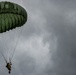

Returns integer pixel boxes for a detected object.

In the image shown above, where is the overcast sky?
[0,0,76,75]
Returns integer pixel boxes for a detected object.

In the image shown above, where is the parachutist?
[6,62,12,74]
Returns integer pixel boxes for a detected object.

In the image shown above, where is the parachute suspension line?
[0,34,8,63]
[0,50,7,64]
[10,27,23,62]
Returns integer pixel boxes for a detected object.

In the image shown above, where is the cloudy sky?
[0,0,76,75]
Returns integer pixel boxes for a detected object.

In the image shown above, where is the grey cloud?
[42,0,76,75]
[0,0,76,75]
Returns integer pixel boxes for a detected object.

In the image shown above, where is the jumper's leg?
[8,70,11,74]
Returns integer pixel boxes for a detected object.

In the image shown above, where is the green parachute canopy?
[0,1,27,33]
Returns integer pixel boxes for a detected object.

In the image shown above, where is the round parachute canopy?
[0,1,27,33]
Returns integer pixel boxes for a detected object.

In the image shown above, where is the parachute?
[0,1,27,63]
[0,1,27,33]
